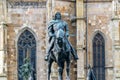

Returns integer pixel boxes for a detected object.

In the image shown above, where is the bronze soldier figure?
[87,65,96,80]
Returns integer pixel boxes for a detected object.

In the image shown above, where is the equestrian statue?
[44,12,78,80]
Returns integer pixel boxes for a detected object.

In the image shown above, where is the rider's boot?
[72,53,79,61]
[44,45,53,61]
[71,48,79,61]
[44,54,49,61]
[45,39,54,61]
[44,48,50,61]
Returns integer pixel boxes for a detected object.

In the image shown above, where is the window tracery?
[17,30,36,80]
[93,33,105,80]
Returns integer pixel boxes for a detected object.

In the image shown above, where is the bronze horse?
[47,28,71,80]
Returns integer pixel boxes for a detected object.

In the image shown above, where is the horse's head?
[55,29,65,49]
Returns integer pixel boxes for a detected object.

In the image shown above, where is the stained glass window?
[93,33,105,80]
[17,30,36,80]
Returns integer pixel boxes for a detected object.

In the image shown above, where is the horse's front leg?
[66,60,70,80]
[66,52,71,80]
[48,59,53,80]
[58,67,63,80]
[58,62,64,80]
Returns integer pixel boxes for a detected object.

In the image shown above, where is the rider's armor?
[45,14,78,61]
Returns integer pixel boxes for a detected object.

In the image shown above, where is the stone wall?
[7,1,47,80]
[4,0,120,80]
[87,2,113,80]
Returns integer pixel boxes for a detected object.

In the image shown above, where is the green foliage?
[18,58,34,80]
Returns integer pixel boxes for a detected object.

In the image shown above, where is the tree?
[19,58,34,80]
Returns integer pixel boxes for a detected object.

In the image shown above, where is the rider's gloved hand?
[51,34,55,37]
[49,33,55,37]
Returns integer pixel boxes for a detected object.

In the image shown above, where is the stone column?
[0,0,7,22]
[47,0,53,21]
[76,0,86,80]
[112,1,120,79]
[0,22,7,79]
[112,20,120,80]
[0,0,7,79]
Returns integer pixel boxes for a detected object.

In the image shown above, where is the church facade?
[0,0,120,80]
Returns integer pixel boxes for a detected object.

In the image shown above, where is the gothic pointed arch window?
[17,30,36,80]
[93,33,105,80]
